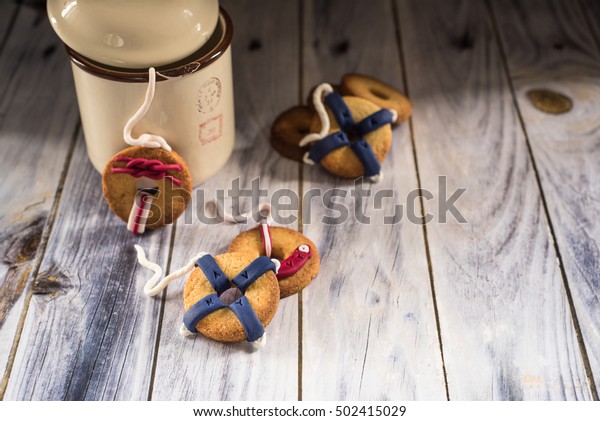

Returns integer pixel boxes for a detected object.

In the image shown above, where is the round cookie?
[183,252,280,342]
[270,105,315,162]
[102,146,192,230]
[310,95,392,179]
[228,226,320,298]
[340,73,412,124]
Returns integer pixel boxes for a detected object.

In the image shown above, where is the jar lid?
[47,0,220,69]
[67,8,232,83]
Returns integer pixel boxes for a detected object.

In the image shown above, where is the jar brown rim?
[66,7,233,83]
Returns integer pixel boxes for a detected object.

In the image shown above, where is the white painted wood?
[300,0,446,400]
[396,0,592,399]
[1,0,597,401]
[4,139,173,400]
[491,0,600,396]
[0,4,78,394]
[150,0,302,400]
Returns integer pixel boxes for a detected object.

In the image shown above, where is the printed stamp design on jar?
[199,113,223,145]
[196,77,222,113]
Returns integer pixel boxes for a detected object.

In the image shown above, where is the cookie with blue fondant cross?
[183,252,280,343]
[306,93,393,180]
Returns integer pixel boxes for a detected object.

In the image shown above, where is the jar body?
[47,0,220,68]
[68,9,235,186]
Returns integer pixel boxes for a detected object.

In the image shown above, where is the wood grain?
[150,0,302,400]
[1,0,597,401]
[0,4,78,394]
[490,0,600,396]
[396,0,592,399]
[300,0,446,400]
[3,138,173,400]
[581,0,600,52]
[0,2,18,51]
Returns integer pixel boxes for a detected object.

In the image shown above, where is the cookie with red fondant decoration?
[228,226,320,298]
[102,146,192,234]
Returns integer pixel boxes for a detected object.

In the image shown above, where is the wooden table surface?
[1,0,599,401]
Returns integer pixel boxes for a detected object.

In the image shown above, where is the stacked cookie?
[140,223,321,344]
[270,74,412,179]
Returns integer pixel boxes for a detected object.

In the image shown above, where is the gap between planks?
[0,122,81,401]
[389,0,450,400]
[484,0,599,401]
[297,0,305,402]
[146,222,178,401]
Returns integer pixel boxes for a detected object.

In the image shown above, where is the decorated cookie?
[301,84,395,181]
[228,226,320,298]
[270,105,314,162]
[102,146,192,234]
[340,73,412,124]
[136,246,281,345]
[183,253,280,343]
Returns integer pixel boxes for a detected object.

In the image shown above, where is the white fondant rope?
[369,172,384,183]
[252,333,267,348]
[123,67,172,151]
[207,200,272,224]
[134,244,162,293]
[299,83,334,147]
[302,152,316,166]
[271,258,281,275]
[135,244,207,297]
[260,223,272,258]
[179,323,195,337]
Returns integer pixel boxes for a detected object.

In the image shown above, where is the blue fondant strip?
[354,109,395,137]
[195,255,230,295]
[231,256,276,293]
[228,296,265,342]
[324,93,355,131]
[350,139,381,177]
[308,131,350,164]
[183,293,227,333]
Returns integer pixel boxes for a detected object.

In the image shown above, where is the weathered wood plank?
[491,0,600,396]
[300,0,446,400]
[396,0,592,399]
[3,137,173,400]
[0,2,18,49]
[150,0,302,400]
[0,4,78,395]
[583,0,600,48]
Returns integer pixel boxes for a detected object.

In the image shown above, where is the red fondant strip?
[132,194,148,235]
[111,156,183,185]
[277,245,312,280]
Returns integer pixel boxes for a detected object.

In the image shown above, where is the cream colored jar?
[48,0,219,68]
[66,10,234,185]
